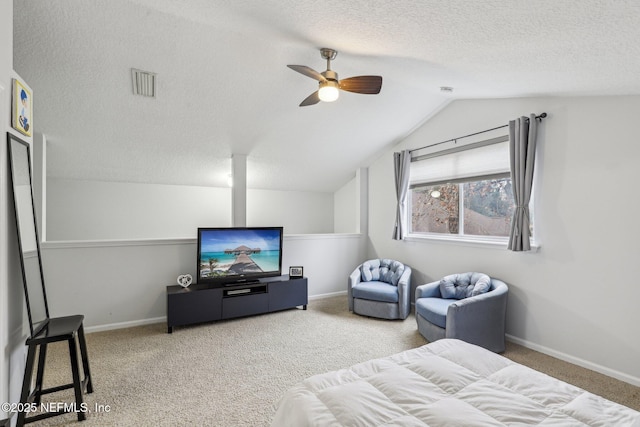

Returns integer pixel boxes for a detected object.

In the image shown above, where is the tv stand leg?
[168,326,173,334]
[303,305,307,310]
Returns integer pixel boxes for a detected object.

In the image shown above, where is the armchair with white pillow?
[348,259,412,320]
[415,272,508,352]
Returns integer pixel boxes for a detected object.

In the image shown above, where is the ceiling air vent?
[131,68,156,97]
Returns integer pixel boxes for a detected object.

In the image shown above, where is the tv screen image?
[197,227,283,284]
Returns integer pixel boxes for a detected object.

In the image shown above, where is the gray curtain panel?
[392,150,411,240]
[508,114,538,251]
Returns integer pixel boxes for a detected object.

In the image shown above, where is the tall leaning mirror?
[7,132,49,337]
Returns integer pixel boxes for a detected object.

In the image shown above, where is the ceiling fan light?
[318,81,340,102]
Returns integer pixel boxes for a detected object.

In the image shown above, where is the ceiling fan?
[287,48,382,107]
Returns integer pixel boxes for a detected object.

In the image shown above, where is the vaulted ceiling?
[13,0,640,192]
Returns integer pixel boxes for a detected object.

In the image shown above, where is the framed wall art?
[289,266,304,278]
[12,78,32,137]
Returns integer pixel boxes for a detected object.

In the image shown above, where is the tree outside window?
[411,177,520,237]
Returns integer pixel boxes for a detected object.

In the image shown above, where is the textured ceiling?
[13,0,640,192]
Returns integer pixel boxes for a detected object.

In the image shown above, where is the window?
[410,176,516,237]
[408,134,531,241]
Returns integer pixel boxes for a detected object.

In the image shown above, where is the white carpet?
[30,296,425,426]
[26,295,639,426]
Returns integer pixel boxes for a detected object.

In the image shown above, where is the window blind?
[409,135,509,188]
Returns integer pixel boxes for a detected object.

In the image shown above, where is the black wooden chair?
[8,134,93,426]
[18,317,93,426]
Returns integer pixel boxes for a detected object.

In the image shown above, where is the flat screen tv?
[197,227,283,285]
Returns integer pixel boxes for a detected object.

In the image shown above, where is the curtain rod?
[408,113,547,154]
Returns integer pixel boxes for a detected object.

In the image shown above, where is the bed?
[271,339,639,426]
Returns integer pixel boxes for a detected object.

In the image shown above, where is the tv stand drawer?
[222,292,269,319]
[167,287,222,331]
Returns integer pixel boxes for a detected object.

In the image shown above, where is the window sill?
[404,233,540,252]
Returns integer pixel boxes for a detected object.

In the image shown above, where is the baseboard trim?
[309,290,347,300]
[85,316,166,333]
[506,334,640,387]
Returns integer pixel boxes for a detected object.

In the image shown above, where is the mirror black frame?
[7,132,50,337]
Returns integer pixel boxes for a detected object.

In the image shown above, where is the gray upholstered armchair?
[348,259,412,320]
[415,272,508,352]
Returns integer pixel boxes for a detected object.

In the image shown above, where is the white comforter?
[271,339,639,426]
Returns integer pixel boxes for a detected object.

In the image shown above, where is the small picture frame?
[289,266,303,278]
[12,79,32,137]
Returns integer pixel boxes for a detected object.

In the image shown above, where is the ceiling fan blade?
[287,65,327,82]
[339,76,383,94]
[299,91,320,107]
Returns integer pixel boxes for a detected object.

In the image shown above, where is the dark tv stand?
[166,275,308,333]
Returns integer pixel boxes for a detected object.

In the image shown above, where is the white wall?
[41,233,363,329]
[46,179,335,240]
[333,176,357,233]
[40,168,358,331]
[38,156,359,335]
[0,0,11,411]
[47,179,232,240]
[2,2,35,418]
[367,95,640,385]
[32,133,46,239]
[247,188,333,233]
